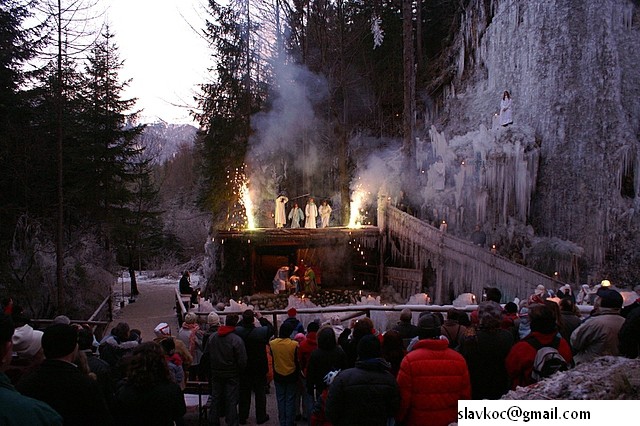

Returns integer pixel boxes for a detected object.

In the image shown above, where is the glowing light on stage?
[348,187,367,228]
[240,179,256,230]
[227,165,256,230]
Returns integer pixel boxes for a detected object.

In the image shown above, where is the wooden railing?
[383,204,564,304]
[187,303,593,335]
[175,287,191,326]
[31,294,112,338]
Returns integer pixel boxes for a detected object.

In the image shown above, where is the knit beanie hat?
[597,288,623,309]
[478,301,503,329]
[418,312,442,339]
[12,324,43,359]
[357,334,381,360]
[207,312,220,326]
[154,322,171,337]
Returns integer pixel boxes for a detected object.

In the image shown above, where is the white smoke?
[246,59,329,223]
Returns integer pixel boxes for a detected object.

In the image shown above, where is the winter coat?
[282,317,305,336]
[619,304,640,358]
[166,355,184,388]
[177,324,203,366]
[235,317,274,376]
[392,321,420,341]
[440,320,467,349]
[505,331,573,389]
[396,338,471,426]
[179,275,192,294]
[559,312,582,347]
[325,358,400,426]
[0,372,63,426]
[306,346,348,396]
[269,337,299,383]
[208,325,247,378]
[114,380,186,426]
[17,359,113,426]
[298,331,318,376]
[99,334,138,368]
[458,328,513,399]
[571,309,625,364]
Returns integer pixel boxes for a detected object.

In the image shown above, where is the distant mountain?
[140,122,198,163]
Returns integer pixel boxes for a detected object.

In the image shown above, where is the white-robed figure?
[319,200,332,228]
[273,266,289,294]
[288,203,304,228]
[305,197,318,228]
[275,193,288,228]
[499,90,513,126]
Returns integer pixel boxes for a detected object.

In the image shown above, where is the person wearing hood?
[207,314,247,426]
[325,334,400,426]
[396,313,470,426]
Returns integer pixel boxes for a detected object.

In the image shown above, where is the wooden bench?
[184,381,210,425]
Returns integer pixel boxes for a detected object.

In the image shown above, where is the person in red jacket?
[396,312,471,426]
[298,321,319,421]
[505,303,573,389]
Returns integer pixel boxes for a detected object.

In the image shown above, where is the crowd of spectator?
[1,282,638,426]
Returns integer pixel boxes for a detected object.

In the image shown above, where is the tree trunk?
[128,263,139,297]
[55,0,65,313]
[402,0,416,175]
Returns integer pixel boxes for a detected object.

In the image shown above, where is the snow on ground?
[502,356,640,400]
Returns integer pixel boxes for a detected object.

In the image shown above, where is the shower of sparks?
[240,178,256,230]
[348,181,373,228]
[227,165,256,230]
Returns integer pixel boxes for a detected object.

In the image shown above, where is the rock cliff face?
[439,0,640,280]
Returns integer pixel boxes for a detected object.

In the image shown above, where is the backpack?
[526,335,568,382]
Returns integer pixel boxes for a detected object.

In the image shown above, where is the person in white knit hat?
[12,316,43,361]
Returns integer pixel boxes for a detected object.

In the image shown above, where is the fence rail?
[183,303,594,336]
[384,204,564,303]
[31,294,112,338]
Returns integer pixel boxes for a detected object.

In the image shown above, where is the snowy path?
[108,275,179,339]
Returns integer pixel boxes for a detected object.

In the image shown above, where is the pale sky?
[104,0,212,125]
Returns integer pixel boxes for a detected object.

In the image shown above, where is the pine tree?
[0,0,39,225]
[80,27,151,296]
[196,1,262,228]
